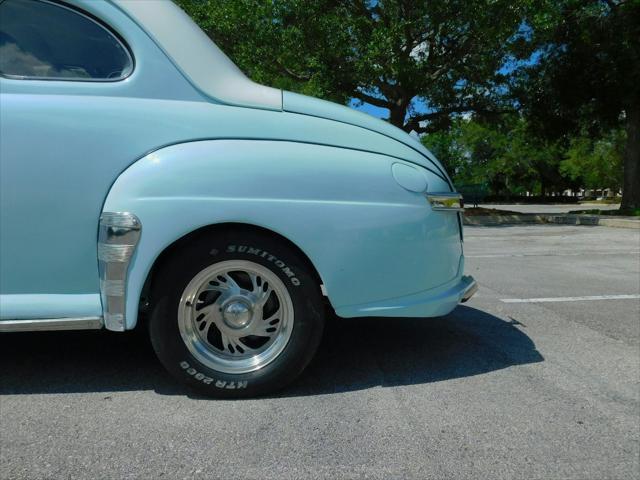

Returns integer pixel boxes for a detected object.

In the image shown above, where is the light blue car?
[0,0,476,397]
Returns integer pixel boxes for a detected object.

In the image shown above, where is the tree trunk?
[389,106,406,129]
[388,97,410,130]
[621,102,640,211]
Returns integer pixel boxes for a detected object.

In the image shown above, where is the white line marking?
[501,294,640,303]
[467,251,640,258]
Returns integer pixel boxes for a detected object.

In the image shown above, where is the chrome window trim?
[427,192,464,212]
[0,0,135,83]
[98,212,142,331]
[0,316,103,332]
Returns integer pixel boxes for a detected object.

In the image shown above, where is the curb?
[464,214,640,229]
[598,217,640,229]
[463,214,545,226]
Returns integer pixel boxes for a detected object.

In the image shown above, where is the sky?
[349,99,389,119]
[349,45,543,126]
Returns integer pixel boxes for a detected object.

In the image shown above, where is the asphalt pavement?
[1,224,639,479]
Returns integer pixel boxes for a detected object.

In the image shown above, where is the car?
[0,0,477,398]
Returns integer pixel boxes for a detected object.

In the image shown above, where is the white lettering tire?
[148,228,324,398]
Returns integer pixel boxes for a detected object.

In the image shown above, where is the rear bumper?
[335,274,478,318]
[460,275,478,303]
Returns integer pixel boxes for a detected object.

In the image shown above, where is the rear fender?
[102,140,460,330]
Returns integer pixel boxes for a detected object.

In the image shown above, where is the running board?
[0,317,104,332]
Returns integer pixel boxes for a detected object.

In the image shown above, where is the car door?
[0,0,137,320]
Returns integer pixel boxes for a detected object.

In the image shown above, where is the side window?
[0,0,133,81]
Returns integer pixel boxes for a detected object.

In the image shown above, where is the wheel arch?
[138,222,326,327]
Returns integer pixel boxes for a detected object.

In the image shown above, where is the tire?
[149,228,324,398]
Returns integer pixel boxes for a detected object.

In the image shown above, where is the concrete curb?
[598,217,640,229]
[463,214,545,226]
[464,214,640,229]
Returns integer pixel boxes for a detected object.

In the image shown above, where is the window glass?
[0,0,133,80]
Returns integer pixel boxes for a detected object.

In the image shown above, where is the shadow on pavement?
[0,306,543,397]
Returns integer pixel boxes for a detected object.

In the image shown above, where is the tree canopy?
[177,0,640,210]
[178,0,538,131]
[515,0,639,209]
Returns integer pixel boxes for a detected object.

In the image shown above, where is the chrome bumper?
[460,275,478,303]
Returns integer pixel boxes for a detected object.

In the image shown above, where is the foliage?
[176,0,539,131]
[560,129,625,191]
[515,0,640,208]
[516,0,639,138]
[423,117,626,197]
[422,116,566,196]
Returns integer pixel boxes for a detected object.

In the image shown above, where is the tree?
[422,115,566,196]
[560,128,625,193]
[177,0,537,133]
[517,0,640,209]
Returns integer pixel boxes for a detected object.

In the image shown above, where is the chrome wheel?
[178,260,294,374]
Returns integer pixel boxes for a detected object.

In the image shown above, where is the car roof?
[73,0,281,110]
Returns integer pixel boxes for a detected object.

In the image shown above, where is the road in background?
[1,225,639,479]
[479,203,620,214]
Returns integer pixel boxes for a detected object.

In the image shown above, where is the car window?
[0,0,133,81]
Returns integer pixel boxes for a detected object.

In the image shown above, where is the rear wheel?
[149,229,324,398]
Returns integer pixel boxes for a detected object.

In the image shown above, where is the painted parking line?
[501,294,640,304]
[467,251,640,258]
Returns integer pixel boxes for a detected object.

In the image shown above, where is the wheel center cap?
[222,300,252,329]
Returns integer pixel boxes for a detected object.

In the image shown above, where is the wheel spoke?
[222,272,241,292]
[250,304,281,337]
[219,330,232,354]
[248,272,272,304]
[263,308,281,324]
[204,272,241,294]
[195,308,216,333]
[204,283,227,293]
[219,331,254,355]
[248,271,261,292]
[231,337,254,354]
[256,283,273,307]
[252,321,278,338]
[195,303,215,315]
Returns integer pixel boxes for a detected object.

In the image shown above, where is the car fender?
[102,139,461,330]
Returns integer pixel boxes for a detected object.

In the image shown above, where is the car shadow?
[0,306,543,398]
[285,305,543,397]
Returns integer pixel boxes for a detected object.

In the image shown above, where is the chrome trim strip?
[0,317,104,332]
[99,211,142,229]
[104,313,125,328]
[427,192,464,212]
[100,279,126,297]
[98,244,137,262]
[98,212,142,332]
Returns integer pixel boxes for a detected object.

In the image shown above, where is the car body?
[0,0,476,395]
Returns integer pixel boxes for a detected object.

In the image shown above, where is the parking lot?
[1,224,639,479]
